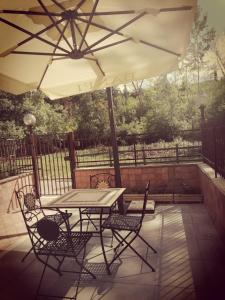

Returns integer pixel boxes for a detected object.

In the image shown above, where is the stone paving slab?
[0,204,225,300]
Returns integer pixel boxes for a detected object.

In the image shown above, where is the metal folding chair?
[81,173,116,231]
[100,180,157,274]
[90,173,115,189]
[15,185,72,262]
[16,188,95,299]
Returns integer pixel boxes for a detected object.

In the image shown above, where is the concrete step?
[124,193,203,203]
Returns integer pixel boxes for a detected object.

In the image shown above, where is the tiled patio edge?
[198,163,225,244]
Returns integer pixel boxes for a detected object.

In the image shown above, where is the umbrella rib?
[83,56,105,76]
[82,56,98,62]
[70,20,77,50]
[77,10,137,16]
[74,20,105,76]
[140,40,180,56]
[84,38,132,55]
[76,16,124,37]
[0,10,61,17]
[0,17,70,54]
[81,11,146,53]
[160,6,193,13]
[37,0,73,51]
[78,0,99,51]
[37,20,70,90]
[11,51,67,56]
[95,60,105,76]
[73,6,193,17]
[75,0,87,11]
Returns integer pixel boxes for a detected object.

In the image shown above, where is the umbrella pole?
[106,87,124,214]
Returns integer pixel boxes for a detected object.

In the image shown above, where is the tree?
[69,91,109,140]
[181,7,216,89]
[207,78,225,122]
[0,90,75,138]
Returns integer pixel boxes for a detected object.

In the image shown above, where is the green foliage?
[0,90,75,137]
[70,91,109,139]
[207,79,225,122]
[0,120,24,138]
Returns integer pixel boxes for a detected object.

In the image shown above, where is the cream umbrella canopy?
[0,0,196,212]
[0,0,196,99]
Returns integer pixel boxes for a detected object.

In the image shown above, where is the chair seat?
[82,207,111,214]
[102,214,142,231]
[31,212,72,228]
[38,232,92,257]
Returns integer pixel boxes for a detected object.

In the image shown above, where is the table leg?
[99,208,111,275]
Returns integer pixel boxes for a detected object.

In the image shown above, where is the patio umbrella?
[0,0,196,212]
[0,0,196,98]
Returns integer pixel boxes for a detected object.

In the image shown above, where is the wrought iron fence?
[0,133,75,195]
[75,129,202,168]
[202,124,225,178]
[0,138,33,179]
[35,133,74,195]
[0,130,202,195]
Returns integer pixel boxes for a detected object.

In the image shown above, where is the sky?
[199,0,225,33]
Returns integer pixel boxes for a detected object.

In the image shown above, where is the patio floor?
[0,204,225,300]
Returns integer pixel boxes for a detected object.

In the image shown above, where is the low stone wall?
[0,172,33,238]
[75,163,201,194]
[75,163,225,242]
[198,163,225,243]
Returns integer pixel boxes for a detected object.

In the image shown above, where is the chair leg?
[112,230,133,255]
[22,237,42,262]
[36,255,50,299]
[21,245,34,262]
[137,233,157,253]
[112,231,155,272]
[86,213,99,231]
[73,246,87,300]
[109,231,137,267]
[79,209,99,231]
[99,228,111,275]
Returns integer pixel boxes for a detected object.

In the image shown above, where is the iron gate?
[35,132,76,195]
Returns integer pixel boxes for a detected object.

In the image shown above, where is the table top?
[43,188,126,209]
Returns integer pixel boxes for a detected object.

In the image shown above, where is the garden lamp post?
[199,104,206,124]
[23,113,40,197]
[23,113,36,134]
[198,93,207,125]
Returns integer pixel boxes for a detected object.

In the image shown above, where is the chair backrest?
[141,180,150,221]
[34,214,69,253]
[16,185,69,253]
[15,185,47,252]
[16,185,44,234]
[37,218,60,242]
[90,173,115,189]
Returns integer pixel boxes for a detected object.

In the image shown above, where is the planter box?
[123,193,203,204]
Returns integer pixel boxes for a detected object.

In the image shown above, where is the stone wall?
[198,164,225,243]
[75,163,201,194]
